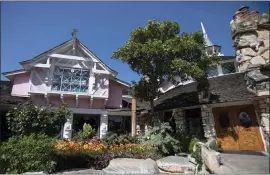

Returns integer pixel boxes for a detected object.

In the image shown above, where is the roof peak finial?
[71,29,78,39]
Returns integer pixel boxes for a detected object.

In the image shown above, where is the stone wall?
[172,108,186,132]
[254,97,270,152]
[230,6,270,94]
[201,105,216,139]
[230,6,270,151]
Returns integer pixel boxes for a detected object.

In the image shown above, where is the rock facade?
[172,108,187,132]
[201,105,216,139]
[230,6,270,94]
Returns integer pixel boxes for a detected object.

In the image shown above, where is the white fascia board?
[49,54,90,62]
[3,70,27,77]
[93,69,110,74]
[77,43,99,63]
[34,63,51,68]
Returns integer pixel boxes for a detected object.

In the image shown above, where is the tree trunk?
[150,99,155,126]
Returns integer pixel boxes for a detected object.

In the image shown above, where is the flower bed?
[53,140,162,171]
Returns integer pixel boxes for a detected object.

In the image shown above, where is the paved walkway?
[221,152,269,174]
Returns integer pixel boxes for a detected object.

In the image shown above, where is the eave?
[2,69,28,80]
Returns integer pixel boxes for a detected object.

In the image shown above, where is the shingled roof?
[154,72,255,111]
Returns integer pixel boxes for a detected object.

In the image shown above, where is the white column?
[100,113,108,138]
[63,112,73,140]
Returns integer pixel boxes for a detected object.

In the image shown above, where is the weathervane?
[71,29,78,39]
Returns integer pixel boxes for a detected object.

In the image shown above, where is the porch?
[62,108,132,139]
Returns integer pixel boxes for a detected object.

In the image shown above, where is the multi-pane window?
[52,66,89,93]
[207,66,219,77]
[207,61,236,77]
[221,62,236,74]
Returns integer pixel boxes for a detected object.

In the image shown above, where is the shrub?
[174,131,192,153]
[76,123,96,140]
[191,144,203,171]
[189,138,199,153]
[54,150,102,171]
[102,132,138,145]
[139,122,181,155]
[0,134,56,174]
[6,104,70,137]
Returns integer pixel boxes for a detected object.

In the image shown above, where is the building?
[2,31,132,139]
[138,7,270,152]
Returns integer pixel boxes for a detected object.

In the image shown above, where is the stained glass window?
[52,66,89,93]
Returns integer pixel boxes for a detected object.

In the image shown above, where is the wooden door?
[212,107,240,150]
[213,105,265,151]
[234,105,264,151]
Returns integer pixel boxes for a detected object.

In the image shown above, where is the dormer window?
[52,66,89,93]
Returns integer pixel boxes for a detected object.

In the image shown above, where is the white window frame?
[51,66,91,93]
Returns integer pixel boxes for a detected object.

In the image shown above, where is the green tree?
[112,20,219,122]
[6,104,70,137]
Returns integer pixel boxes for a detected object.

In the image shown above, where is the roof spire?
[200,22,213,47]
[71,29,78,39]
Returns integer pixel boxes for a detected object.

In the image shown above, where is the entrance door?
[212,105,264,151]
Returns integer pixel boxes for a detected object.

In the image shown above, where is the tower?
[201,22,224,56]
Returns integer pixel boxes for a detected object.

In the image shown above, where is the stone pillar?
[63,112,73,140]
[254,97,270,152]
[172,108,186,132]
[100,113,108,138]
[201,105,216,139]
[230,6,270,94]
[153,111,164,127]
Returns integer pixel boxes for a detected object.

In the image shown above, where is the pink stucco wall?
[11,71,124,109]
[11,72,30,97]
[31,68,48,92]
[106,80,123,108]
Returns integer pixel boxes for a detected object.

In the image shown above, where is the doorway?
[73,114,100,137]
[185,108,204,139]
[212,105,264,151]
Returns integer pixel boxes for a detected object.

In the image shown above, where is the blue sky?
[1,1,269,83]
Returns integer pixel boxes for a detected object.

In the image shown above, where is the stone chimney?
[230,6,270,95]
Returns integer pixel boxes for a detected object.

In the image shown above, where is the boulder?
[261,50,270,60]
[238,55,252,63]
[103,158,160,174]
[250,56,266,66]
[187,154,197,165]
[197,164,210,174]
[156,156,195,173]
[201,145,220,173]
[241,48,257,56]
[205,138,218,150]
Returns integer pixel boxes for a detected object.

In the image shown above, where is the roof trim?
[111,77,131,87]
[19,39,72,64]
[77,39,118,76]
[2,69,27,77]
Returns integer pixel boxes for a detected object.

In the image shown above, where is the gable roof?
[18,38,118,76]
